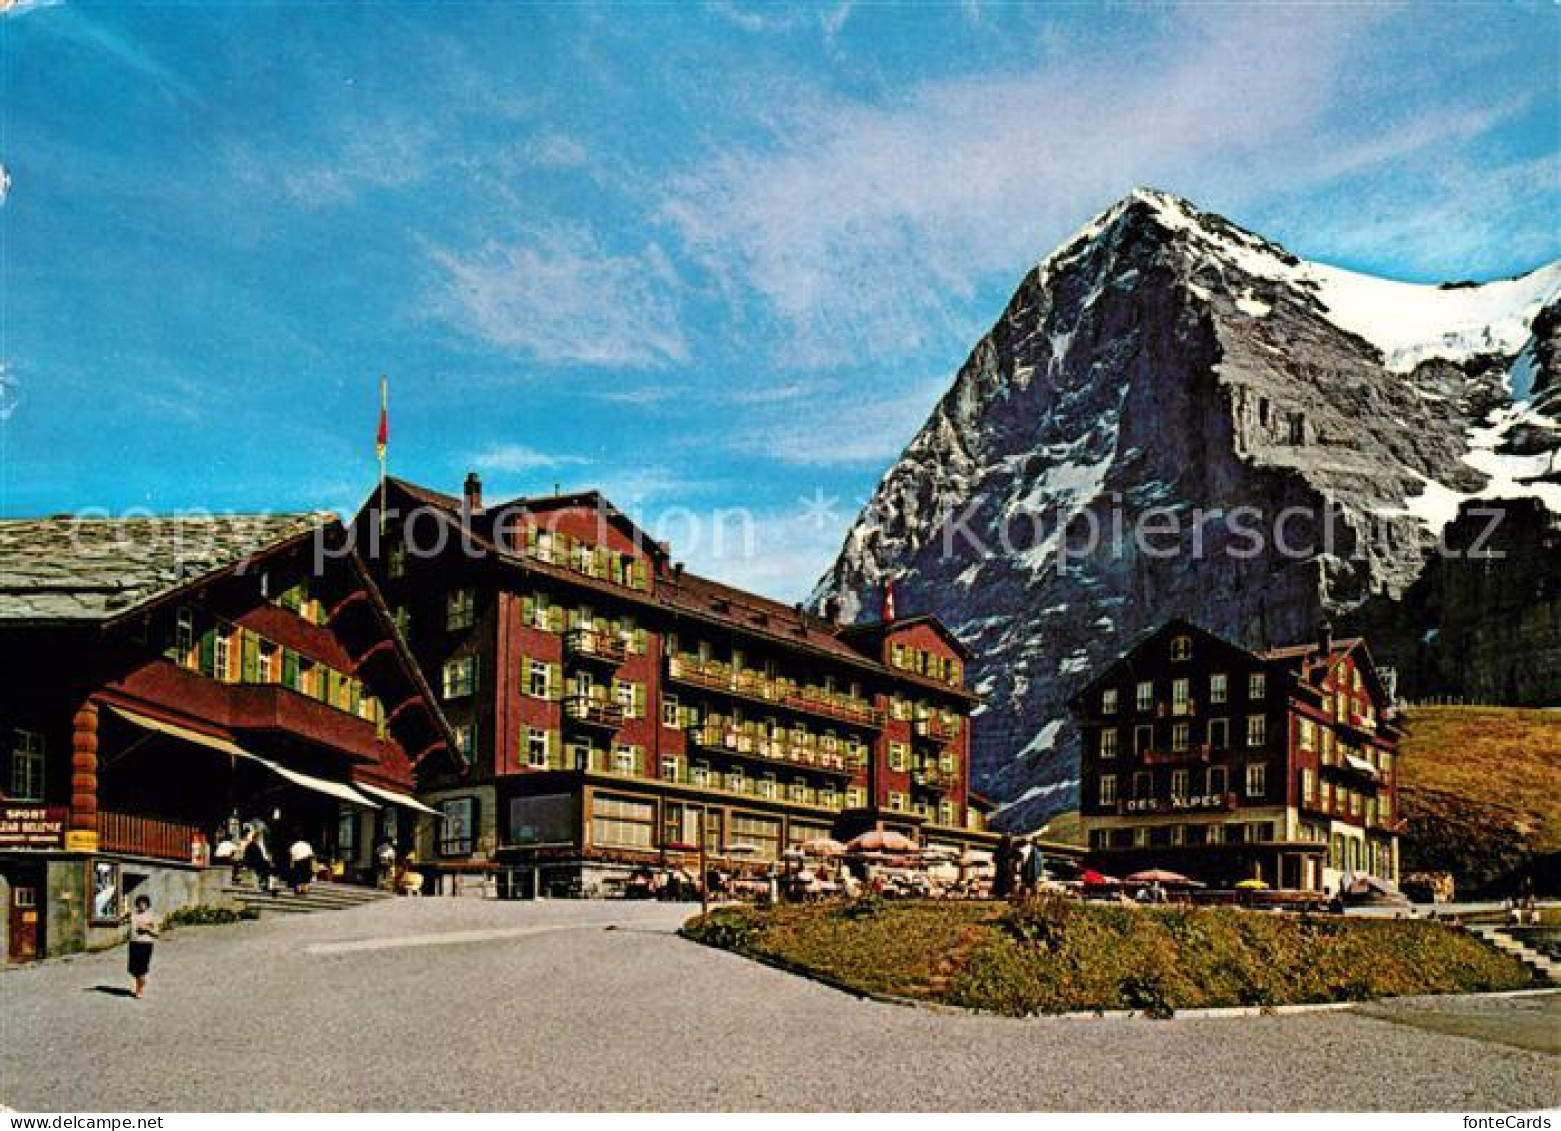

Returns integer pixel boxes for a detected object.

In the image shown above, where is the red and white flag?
[375,377,389,463]
[882,578,896,622]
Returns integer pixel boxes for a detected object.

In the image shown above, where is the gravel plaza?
[1,898,1557,1112]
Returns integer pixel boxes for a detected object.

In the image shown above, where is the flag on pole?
[375,377,389,462]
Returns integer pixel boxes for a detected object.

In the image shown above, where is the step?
[1468,926,1560,984]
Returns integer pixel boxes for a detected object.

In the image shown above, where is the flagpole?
[377,375,388,539]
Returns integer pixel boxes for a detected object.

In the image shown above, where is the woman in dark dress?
[125,895,160,999]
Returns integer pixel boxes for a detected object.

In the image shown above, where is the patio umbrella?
[959,849,994,867]
[1126,868,1203,887]
[1235,878,1270,891]
[918,845,959,861]
[1080,869,1121,886]
[845,829,918,854]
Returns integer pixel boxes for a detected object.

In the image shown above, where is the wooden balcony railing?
[667,657,885,729]
[98,810,202,863]
[564,629,628,665]
[564,695,625,729]
[913,716,958,743]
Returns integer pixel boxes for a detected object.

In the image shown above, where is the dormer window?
[1171,635,1192,661]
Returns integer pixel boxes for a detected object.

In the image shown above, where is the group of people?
[211,820,318,897]
[991,834,1048,898]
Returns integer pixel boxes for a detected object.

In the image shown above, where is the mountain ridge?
[811,188,1561,829]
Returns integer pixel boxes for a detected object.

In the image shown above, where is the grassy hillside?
[1397,706,1561,895]
[684,899,1534,1017]
[1033,808,1084,847]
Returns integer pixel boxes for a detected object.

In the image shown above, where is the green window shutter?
[198,629,216,677]
[635,628,648,654]
[549,604,564,633]
[281,648,299,689]
[239,632,259,682]
[551,666,565,701]
[522,595,535,625]
[633,684,647,719]
[631,560,648,590]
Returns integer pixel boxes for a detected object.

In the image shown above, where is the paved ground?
[2,898,1558,1111]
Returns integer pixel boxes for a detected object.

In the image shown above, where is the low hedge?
[683,896,1535,1017]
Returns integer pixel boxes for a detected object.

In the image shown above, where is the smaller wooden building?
[0,514,455,961]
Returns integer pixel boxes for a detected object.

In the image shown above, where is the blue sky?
[1,0,1557,598]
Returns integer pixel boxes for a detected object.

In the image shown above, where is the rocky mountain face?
[810,189,1561,830]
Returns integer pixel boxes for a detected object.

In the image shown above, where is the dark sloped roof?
[0,513,334,623]
[658,569,868,664]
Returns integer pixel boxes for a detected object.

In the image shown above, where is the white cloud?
[0,0,65,20]
[660,6,1538,365]
[468,443,588,473]
[527,130,588,169]
[725,374,950,467]
[675,500,856,603]
[428,224,687,368]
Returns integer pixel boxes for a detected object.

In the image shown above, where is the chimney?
[463,471,484,514]
[1317,619,1334,656]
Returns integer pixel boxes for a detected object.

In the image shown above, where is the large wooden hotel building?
[1073,619,1402,894]
[359,474,993,894]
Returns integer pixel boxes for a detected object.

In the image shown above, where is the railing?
[519,541,650,592]
[564,629,628,664]
[913,716,958,743]
[564,696,625,728]
[1141,744,1212,765]
[685,725,852,773]
[98,810,201,863]
[667,656,885,728]
[911,767,953,792]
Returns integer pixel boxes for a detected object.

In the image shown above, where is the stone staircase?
[1467,925,1560,984]
[221,880,394,917]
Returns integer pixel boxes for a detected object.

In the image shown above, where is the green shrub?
[163,905,259,928]
[1003,892,1072,949]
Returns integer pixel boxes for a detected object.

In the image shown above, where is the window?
[691,761,710,787]
[611,744,637,775]
[1248,672,1267,699]
[9,730,44,802]
[1208,766,1228,796]
[887,791,907,812]
[1246,714,1266,747]
[1301,768,1316,804]
[1101,688,1118,714]
[788,778,807,803]
[1135,680,1154,712]
[1299,718,1316,752]
[337,808,359,860]
[525,728,548,769]
[758,774,777,799]
[1171,722,1190,752]
[1172,677,1190,713]
[174,605,195,659]
[256,642,276,684]
[1099,728,1118,759]
[388,542,406,579]
[1171,635,1192,660]
[662,694,680,729]
[523,660,547,699]
[1134,725,1153,754]
[1171,768,1189,800]
[213,631,231,682]
[614,680,638,719]
[451,724,475,760]
[1208,717,1229,750]
[1209,672,1228,704]
[1089,829,1108,851]
[888,742,908,772]
[446,588,476,631]
[728,813,781,861]
[442,656,477,699]
[591,793,654,850]
[661,757,680,783]
[1245,762,1267,798]
[438,797,476,856]
[1133,771,1151,799]
[392,606,412,640]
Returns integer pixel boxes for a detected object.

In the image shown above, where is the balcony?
[564,695,625,730]
[1141,744,1212,766]
[911,767,953,793]
[685,725,854,777]
[564,629,628,666]
[98,810,202,864]
[667,656,885,729]
[913,716,958,744]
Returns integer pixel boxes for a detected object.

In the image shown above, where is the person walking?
[288,837,316,896]
[243,829,273,893]
[123,895,160,999]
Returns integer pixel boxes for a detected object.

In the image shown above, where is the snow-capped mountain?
[811,189,1561,829]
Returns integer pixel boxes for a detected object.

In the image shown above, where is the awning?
[1344,754,1378,776]
[108,704,380,809]
[355,782,440,816]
